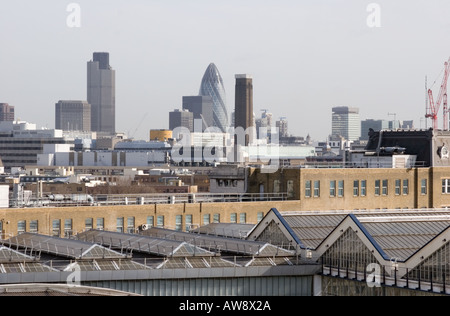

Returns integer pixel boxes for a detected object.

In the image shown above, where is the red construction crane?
[426,57,450,130]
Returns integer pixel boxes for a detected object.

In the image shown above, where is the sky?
[1,0,450,141]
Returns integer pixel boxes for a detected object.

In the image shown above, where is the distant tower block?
[234,74,254,146]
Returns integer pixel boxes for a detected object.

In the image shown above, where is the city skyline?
[1,1,450,140]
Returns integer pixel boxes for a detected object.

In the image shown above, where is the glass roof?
[76,230,215,257]
[142,227,294,257]
[4,233,126,260]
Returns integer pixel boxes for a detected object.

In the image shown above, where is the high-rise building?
[87,52,116,134]
[169,109,194,138]
[182,96,214,132]
[199,63,229,132]
[55,100,91,132]
[234,74,254,146]
[276,117,289,138]
[0,103,14,122]
[332,106,361,141]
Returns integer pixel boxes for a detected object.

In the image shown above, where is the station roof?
[142,227,294,257]
[4,233,127,260]
[76,229,216,258]
[190,223,255,238]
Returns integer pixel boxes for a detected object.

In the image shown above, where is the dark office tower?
[199,63,229,132]
[0,103,14,121]
[234,75,254,146]
[87,52,116,134]
[55,100,91,131]
[169,109,194,139]
[182,96,214,132]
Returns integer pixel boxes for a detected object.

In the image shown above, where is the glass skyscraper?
[199,63,229,132]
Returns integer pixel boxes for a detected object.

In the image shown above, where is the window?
[85,218,93,230]
[442,179,450,194]
[330,181,336,197]
[305,181,312,198]
[30,220,38,234]
[353,180,359,197]
[240,213,247,224]
[203,214,210,226]
[314,181,320,198]
[230,213,237,223]
[185,215,193,231]
[375,180,381,196]
[175,215,183,231]
[18,221,26,235]
[421,179,428,195]
[157,216,165,228]
[395,179,401,195]
[338,180,344,197]
[257,212,264,223]
[64,219,73,238]
[403,179,409,195]
[273,180,281,193]
[127,217,135,233]
[116,217,124,233]
[213,213,220,224]
[287,180,294,198]
[52,219,61,237]
[147,216,154,228]
[97,218,104,230]
[361,180,367,197]
[382,180,388,196]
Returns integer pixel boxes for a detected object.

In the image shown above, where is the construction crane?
[426,57,450,130]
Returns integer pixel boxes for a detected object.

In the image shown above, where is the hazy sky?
[1,0,450,141]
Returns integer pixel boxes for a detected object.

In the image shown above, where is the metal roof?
[274,209,450,252]
[357,215,450,261]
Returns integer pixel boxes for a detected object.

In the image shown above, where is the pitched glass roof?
[76,230,215,257]
[142,227,294,257]
[4,233,126,260]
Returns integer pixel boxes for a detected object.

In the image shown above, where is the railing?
[8,192,288,208]
[303,161,428,169]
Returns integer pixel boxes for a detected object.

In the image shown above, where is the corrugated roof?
[277,210,450,253]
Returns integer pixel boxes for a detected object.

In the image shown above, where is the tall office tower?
[332,106,361,141]
[0,103,14,121]
[234,74,254,146]
[169,109,194,139]
[256,111,273,140]
[276,117,289,138]
[182,96,214,132]
[55,100,91,131]
[199,63,229,132]
[87,52,116,134]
